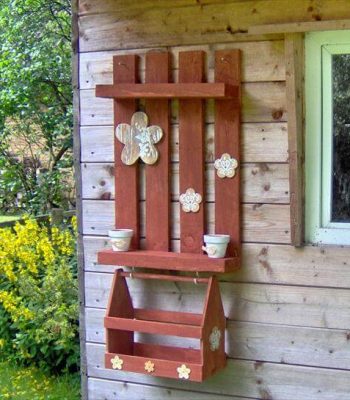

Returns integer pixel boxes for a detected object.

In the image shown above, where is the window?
[305,31,350,245]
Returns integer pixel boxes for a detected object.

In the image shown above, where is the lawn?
[0,361,80,400]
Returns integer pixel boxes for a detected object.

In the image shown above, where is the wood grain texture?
[86,343,350,400]
[285,33,305,247]
[79,41,285,89]
[80,82,287,126]
[82,200,291,243]
[84,271,350,330]
[145,52,170,251]
[179,51,205,253]
[86,308,350,370]
[88,378,248,400]
[215,49,241,257]
[84,237,350,288]
[80,123,289,163]
[81,162,290,204]
[78,0,350,52]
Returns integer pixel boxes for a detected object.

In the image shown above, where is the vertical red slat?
[215,50,241,257]
[145,52,171,250]
[179,51,205,253]
[114,55,140,249]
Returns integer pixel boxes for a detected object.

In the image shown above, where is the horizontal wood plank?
[96,82,239,99]
[88,378,248,400]
[82,200,291,243]
[83,238,350,289]
[86,342,350,400]
[79,41,285,88]
[81,162,289,204]
[86,308,350,370]
[98,249,239,273]
[80,82,287,125]
[80,122,289,163]
[78,0,350,51]
[84,272,350,330]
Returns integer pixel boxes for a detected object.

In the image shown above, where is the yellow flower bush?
[0,216,79,373]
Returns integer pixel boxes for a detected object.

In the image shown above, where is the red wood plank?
[145,52,170,250]
[95,82,239,99]
[97,249,240,272]
[179,51,205,253]
[105,348,203,381]
[106,270,134,354]
[104,316,202,338]
[113,55,140,249]
[134,308,202,326]
[215,50,241,257]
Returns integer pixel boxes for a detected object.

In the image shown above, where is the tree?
[0,0,73,214]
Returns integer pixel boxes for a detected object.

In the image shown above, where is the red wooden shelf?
[97,249,240,273]
[104,270,226,382]
[95,82,239,100]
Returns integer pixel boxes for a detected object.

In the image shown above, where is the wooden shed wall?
[75,1,350,399]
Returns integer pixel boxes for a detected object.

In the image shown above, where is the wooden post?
[285,33,305,247]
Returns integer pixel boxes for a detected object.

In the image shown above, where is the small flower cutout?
[115,111,163,165]
[111,355,124,370]
[144,360,155,373]
[209,326,222,351]
[177,364,191,379]
[214,153,238,178]
[179,188,202,213]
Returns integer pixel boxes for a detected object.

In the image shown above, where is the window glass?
[331,54,350,222]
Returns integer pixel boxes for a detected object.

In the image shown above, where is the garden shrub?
[0,216,79,373]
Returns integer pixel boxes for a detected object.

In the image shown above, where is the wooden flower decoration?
[177,364,191,379]
[116,111,163,165]
[111,355,124,370]
[144,360,155,373]
[179,188,202,213]
[209,326,222,351]
[214,153,238,178]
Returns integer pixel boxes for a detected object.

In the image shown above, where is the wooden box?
[104,269,226,382]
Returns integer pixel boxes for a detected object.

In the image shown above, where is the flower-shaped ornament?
[144,360,155,373]
[179,188,202,213]
[209,326,222,351]
[177,364,191,379]
[214,153,238,178]
[111,355,124,370]
[115,111,163,165]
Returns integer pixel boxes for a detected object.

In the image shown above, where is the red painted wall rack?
[104,270,226,382]
[95,50,241,381]
[96,50,241,273]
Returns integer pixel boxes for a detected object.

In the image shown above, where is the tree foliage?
[0,0,73,214]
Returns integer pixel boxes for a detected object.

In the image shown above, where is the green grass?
[0,215,20,223]
[0,361,80,400]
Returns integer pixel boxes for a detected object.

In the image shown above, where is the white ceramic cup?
[202,234,230,258]
[108,229,133,252]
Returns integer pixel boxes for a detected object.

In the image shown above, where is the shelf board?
[97,249,240,272]
[95,82,239,100]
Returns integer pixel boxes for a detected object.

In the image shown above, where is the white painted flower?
[177,364,191,379]
[214,153,238,178]
[209,326,222,351]
[116,111,163,165]
[179,188,202,213]
[144,360,155,373]
[111,355,124,370]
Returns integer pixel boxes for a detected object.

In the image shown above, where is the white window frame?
[305,31,350,245]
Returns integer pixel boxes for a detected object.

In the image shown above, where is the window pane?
[331,54,350,222]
